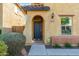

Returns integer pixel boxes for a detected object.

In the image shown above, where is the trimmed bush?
[64,43,72,48]
[0,41,8,56]
[53,44,61,48]
[0,32,26,56]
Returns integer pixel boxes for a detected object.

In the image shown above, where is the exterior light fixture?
[50,12,55,22]
[51,12,54,19]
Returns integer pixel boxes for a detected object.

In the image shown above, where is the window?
[61,16,72,35]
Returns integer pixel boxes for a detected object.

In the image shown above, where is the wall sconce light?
[50,12,54,22]
[51,13,54,19]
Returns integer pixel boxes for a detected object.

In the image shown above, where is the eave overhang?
[14,3,27,14]
[22,6,50,11]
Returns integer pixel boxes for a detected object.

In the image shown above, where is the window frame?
[60,16,72,35]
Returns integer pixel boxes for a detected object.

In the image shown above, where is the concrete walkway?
[28,43,79,56]
[28,43,47,56]
[47,49,79,56]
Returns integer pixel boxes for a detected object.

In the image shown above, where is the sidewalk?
[47,49,79,56]
[28,43,79,56]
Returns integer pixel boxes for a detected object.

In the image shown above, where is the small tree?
[0,41,8,56]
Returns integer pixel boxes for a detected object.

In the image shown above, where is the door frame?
[32,15,44,42]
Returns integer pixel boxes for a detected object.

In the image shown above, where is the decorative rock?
[21,48,27,56]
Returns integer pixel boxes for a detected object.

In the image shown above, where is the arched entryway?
[32,15,44,41]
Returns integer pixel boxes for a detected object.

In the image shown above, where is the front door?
[34,21,42,41]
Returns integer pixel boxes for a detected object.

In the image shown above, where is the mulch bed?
[24,45,31,54]
[45,45,53,49]
[45,45,79,49]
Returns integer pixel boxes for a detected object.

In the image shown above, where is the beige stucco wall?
[25,3,79,45]
[44,3,79,35]
[3,3,26,34]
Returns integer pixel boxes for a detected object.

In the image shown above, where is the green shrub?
[0,41,8,56]
[0,32,26,56]
[47,37,52,45]
[53,44,61,48]
[77,43,79,47]
[64,43,72,48]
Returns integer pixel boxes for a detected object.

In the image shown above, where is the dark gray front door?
[34,22,42,40]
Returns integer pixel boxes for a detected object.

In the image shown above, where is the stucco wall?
[45,3,79,35]
[3,3,26,34]
[25,3,79,45]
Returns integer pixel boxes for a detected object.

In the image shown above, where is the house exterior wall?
[25,3,79,45]
[44,3,79,35]
[2,3,79,45]
[3,3,26,34]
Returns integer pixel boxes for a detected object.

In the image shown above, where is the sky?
[19,3,31,6]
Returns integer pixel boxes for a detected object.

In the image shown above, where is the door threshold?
[33,40,44,44]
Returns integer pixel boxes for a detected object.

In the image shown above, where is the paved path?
[28,43,79,56]
[47,49,79,56]
[28,43,47,56]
